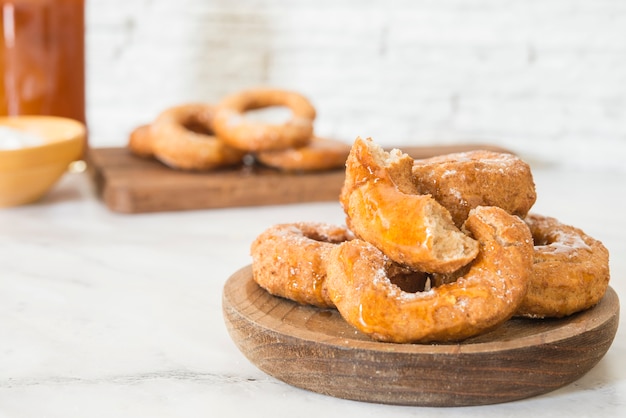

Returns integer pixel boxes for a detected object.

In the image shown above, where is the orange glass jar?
[0,0,85,125]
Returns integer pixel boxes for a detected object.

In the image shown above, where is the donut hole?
[528,222,592,254]
[387,265,432,293]
[181,115,215,136]
[303,229,352,245]
[529,229,555,247]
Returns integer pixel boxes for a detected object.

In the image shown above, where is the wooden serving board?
[222,265,620,407]
[88,144,510,214]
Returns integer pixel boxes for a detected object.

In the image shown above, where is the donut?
[411,150,537,227]
[127,124,154,158]
[212,88,316,152]
[325,206,534,343]
[340,137,479,274]
[149,103,246,171]
[250,222,354,308]
[255,136,351,172]
[515,213,610,318]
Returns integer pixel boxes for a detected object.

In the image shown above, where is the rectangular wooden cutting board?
[88,144,510,214]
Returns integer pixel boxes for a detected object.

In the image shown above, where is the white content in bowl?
[0,126,45,150]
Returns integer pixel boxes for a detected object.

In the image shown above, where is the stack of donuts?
[250,137,611,344]
[127,88,351,172]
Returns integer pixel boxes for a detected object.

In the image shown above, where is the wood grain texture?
[88,143,510,214]
[222,265,620,407]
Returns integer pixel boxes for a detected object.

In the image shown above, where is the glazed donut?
[150,103,246,171]
[127,124,154,158]
[250,222,354,308]
[255,136,351,172]
[412,150,537,227]
[326,206,534,344]
[212,88,316,152]
[516,213,610,318]
[340,137,479,274]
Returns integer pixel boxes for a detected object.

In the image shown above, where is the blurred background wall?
[86,0,626,171]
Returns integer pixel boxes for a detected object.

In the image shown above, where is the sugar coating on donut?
[248,137,611,342]
[250,222,354,308]
[212,88,316,152]
[529,218,593,255]
[515,213,610,318]
[412,150,537,227]
[326,206,533,343]
[340,137,479,273]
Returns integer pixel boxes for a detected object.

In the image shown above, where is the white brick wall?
[86,0,626,171]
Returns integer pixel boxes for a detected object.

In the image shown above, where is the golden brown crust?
[255,136,351,172]
[127,124,154,158]
[247,138,612,345]
[516,213,610,318]
[149,103,246,171]
[250,222,354,308]
[326,206,534,343]
[340,137,479,274]
[213,88,316,152]
[412,150,537,227]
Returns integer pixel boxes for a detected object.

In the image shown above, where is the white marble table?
[1,164,624,418]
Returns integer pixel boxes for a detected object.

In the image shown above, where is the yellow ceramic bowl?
[0,116,85,208]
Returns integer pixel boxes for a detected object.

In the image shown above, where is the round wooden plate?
[222,265,620,407]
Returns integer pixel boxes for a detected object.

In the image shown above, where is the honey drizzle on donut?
[340,137,479,274]
[326,206,534,343]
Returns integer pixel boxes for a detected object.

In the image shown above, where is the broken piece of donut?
[340,137,479,274]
